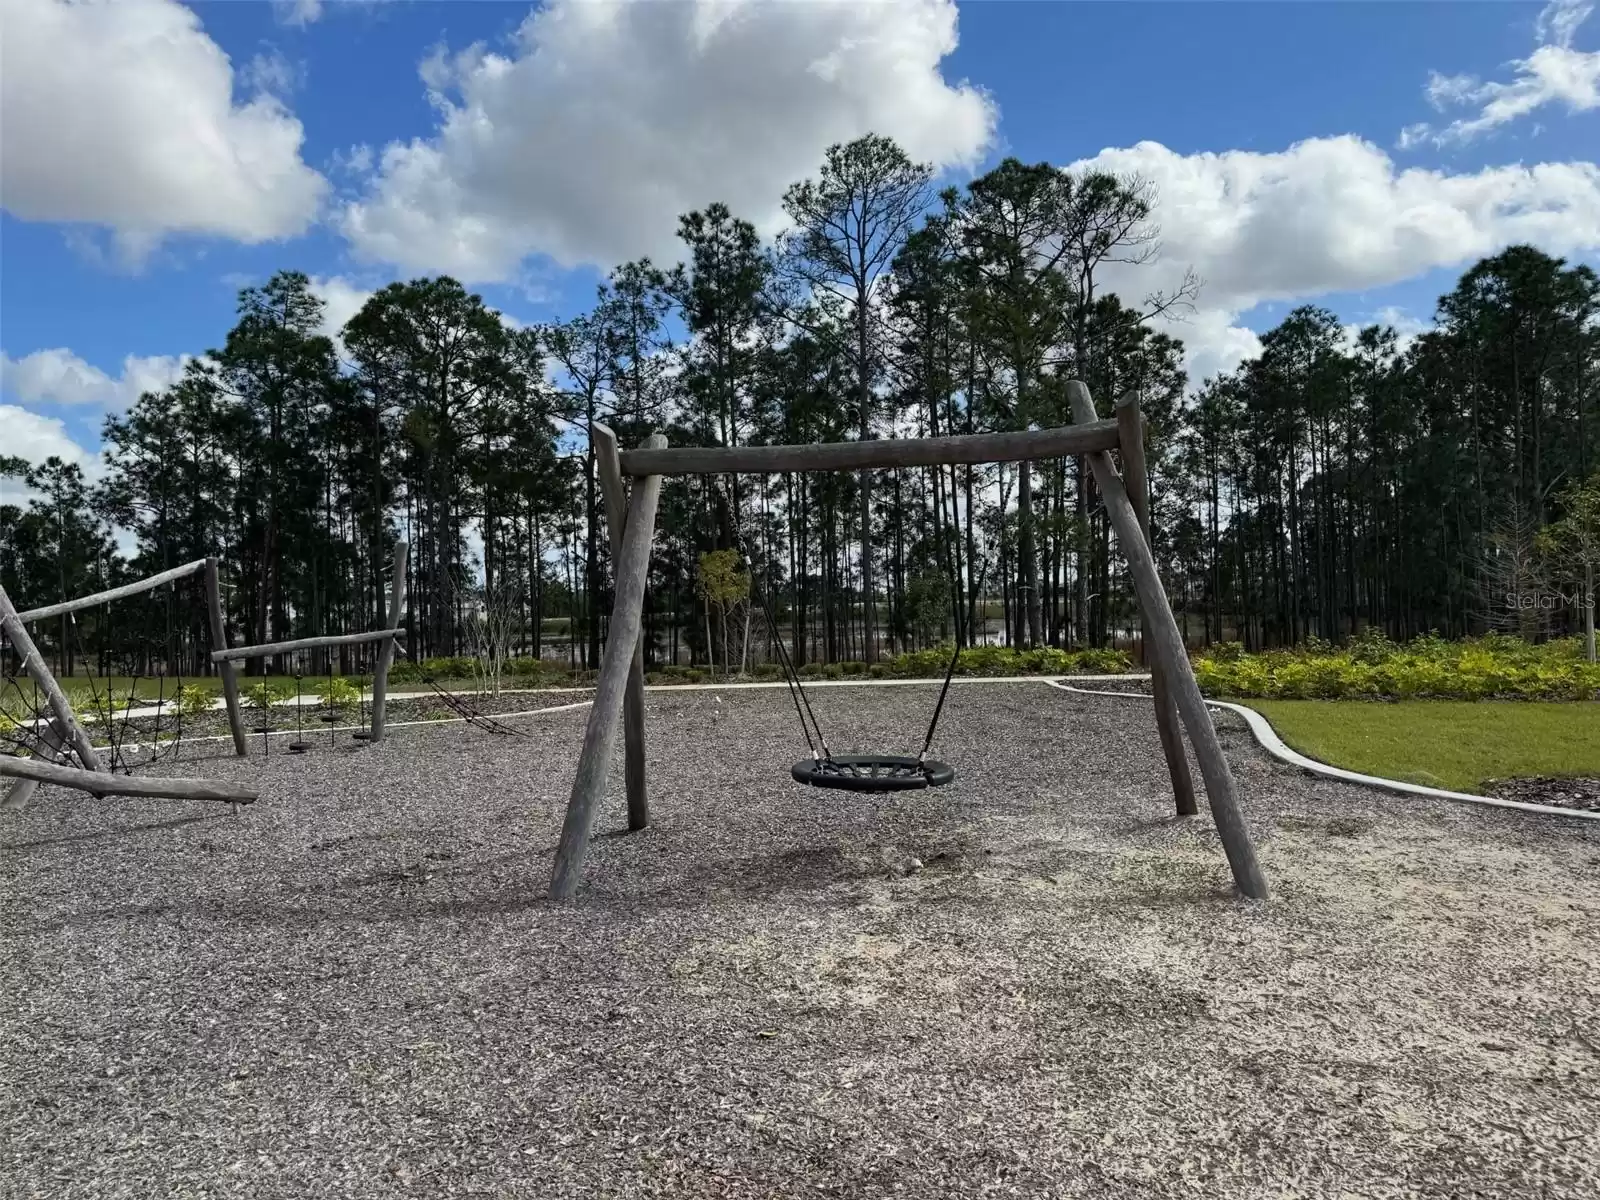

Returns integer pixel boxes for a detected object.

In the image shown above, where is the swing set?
[552,383,1270,902]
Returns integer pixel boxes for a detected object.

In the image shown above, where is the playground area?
[4,682,1598,1198]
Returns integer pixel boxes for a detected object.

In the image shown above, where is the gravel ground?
[4,682,1599,1199]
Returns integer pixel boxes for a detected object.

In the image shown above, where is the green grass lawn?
[1245,699,1600,793]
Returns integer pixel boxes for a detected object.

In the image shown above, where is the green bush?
[243,681,287,711]
[316,677,361,710]
[421,656,477,680]
[174,684,213,718]
[874,643,1132,679]
[1192,634,1600,702]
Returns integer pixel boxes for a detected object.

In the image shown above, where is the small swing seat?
[791,754,955,793]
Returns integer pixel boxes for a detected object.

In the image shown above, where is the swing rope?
[717,471,970,792]
[722,476,830,762]
[916,555,988,765]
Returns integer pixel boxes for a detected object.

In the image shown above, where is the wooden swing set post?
[550,433,668,901]
[203,557,249,757]
[370,540,410,744]
[1068,381,1268,899]
[1115,393,1199,818]
[592,424,651,832]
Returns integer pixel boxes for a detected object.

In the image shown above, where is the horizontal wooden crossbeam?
[616,420,1122,477]
[16,559,210,624]
[211,627,406,663]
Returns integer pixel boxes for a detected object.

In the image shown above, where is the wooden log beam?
[550,440,667,900]
[204,557,248,757]
[1,717,67,812]
[14,559,209,624]
[0,757,257,804]
[594,423,653,832]
[617,420,1121,478]
[370,541,410,744]
[1116,392,1198,818]
[211,627,406,663]
[1067,381,1268,900]
[0,585,102,773]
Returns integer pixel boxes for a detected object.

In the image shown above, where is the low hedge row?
[1194,631,1600,701]
[386,644,1134,688]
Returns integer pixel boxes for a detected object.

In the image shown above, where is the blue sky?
[3,0,1598,479]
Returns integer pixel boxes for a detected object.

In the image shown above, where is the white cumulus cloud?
[0,349,191,411]
[1065,136,1600,381]
[1398,0,1599,148]
[307,276,377,355]
[0,405,102,480]
[0,0,327,264]
[339,0,996,281]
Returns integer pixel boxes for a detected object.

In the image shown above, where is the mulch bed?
[1484,775,1600,812]
[4,682,1599,1198]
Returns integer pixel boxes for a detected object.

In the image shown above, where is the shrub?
[316,677,361,710]
[421,656,477,680]
[243,681,287,711]
[174,684,213,718]
[1192,634,1600,702]
[386,661,422,684]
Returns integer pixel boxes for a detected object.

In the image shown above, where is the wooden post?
[370,540,409,743]
[1,717,67,812]
[1116,392,1199,818]
[204,557,248,758]
[0,584,102,773]
[550,438,668,900]
[16,558,209,623]
[1067,382,1268,900]
[594,424,652,831]
[212,627,405,662]
[0,756,258,804]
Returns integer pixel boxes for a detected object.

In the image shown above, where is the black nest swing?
[750,545,976,795]
[792,754,955,792]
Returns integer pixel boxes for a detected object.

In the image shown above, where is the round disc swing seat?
[755,551,984,797]
[791,754,955,793]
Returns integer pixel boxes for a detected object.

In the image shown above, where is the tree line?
[3,133,1598,680]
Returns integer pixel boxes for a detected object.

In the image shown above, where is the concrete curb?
[1045,679,1600,824]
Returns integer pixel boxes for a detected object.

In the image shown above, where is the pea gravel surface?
[4,681,1599,1199]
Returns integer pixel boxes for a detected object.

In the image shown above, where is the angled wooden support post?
[0,584,101,774]
[370,540,410,744]
[593,423,651,832]
[1067,382,1268,900]
[1116,392,1198,818]
[204,557,248,757]
[550,433,668,900]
